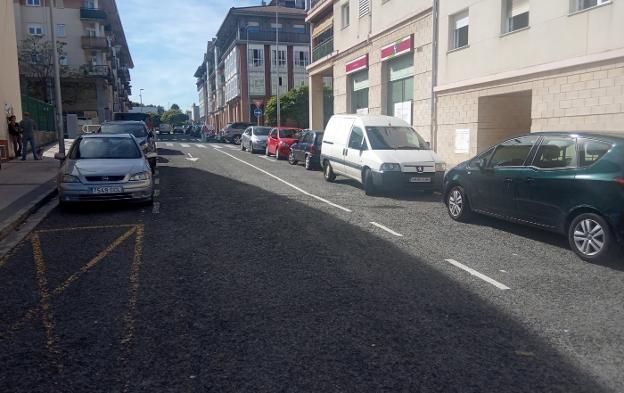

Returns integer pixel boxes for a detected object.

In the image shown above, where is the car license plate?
[410,177,431,183]
[92,186,122,194]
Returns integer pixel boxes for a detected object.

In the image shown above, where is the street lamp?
[139,89,144,113]
[48,0,64,155]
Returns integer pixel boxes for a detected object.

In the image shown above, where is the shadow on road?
[156,148,184,156]
[0,166,612,392]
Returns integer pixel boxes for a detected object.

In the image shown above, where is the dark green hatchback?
[443,132,624,262]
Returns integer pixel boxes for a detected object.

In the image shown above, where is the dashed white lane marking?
[260,156,274,161]
[370,222,404,237]
[152,201,160,214]
[208,144,223,149]
[165,143,173,147]
[215,148,352,213]
[195,144,207,148]
[444,259,511,290]
[180,143,191,148]
[226,145,239,150]
[154,178,160,185]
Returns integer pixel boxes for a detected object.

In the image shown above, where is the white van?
[320,115,446,195]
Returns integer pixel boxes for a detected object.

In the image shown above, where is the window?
[271,23,283,31]
[294,46,309,69]
[246,21,260,33]
[28,24,43,36]
[365,127,427,150]
[578,138,612,167]
[85,27,97,37]
[489,135,539,167]
[341,3,350,28]
[59,55,68,66]
[26,0,41,6]
[450,10,469,50]
[271,45,287,68]
[293,24,305,34]
[84,0,96,9]
[271,74,287,95]
[504,0,529,33]
[532,137,577,169]
[294,73,308,88]
[249,73,265,96]
[350,70,369,113]
[573,0,610,12]
[359,0,370,17]
[348,127,365,149]
[57,24,66,37]
[248,45,264,68]
[387,55,414,122]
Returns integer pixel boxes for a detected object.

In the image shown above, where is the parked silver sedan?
[54,134,154,206]
[240,126,271,153]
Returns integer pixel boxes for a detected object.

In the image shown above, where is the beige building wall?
[1,1,23,159]
[435,0,624,166]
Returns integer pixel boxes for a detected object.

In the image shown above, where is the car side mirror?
[424,141,431,149]
[54,152,65,161]
[477,158,487,170]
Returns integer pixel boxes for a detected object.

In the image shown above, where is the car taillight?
[615,177,624,186]
[309,145,317,154]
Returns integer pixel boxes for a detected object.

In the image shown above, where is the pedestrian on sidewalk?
[7,115,22,158]
[20,112,40,161]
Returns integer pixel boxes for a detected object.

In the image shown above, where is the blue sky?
[117,0,256,112]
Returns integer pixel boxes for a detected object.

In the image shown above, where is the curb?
[0,181,57,242]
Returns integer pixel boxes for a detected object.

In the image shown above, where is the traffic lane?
[202,146,624,390]
[128,164,605,392]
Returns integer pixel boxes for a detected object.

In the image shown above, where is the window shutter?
[359,0,370,17]
[510,0,529,17]
[455,12,469,30]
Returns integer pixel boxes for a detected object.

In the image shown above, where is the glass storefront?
[350,69,369,114]
[387,54,414,123]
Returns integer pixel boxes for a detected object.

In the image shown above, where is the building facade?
[13,0,133,123]
[195,3,310,131]
[435,0,624,165]
[307,0,434,141]
[1,1,23,160]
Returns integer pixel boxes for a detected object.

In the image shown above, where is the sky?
[117,0,257,112]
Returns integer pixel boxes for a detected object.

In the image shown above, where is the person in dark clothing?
[7,115,22,158]
[20,112,40,160]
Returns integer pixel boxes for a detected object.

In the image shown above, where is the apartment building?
[195,2,310,130]
[435,0,624,164]
[1,2,23,160]
[13,0,133,122]
[307,0,434,140]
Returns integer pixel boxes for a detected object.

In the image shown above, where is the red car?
[265,127,302,160]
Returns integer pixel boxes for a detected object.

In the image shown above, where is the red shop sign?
[381,35,413,61]
[345,54,368,74]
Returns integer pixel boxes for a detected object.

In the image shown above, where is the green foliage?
[148,112,161,126]
[264,85,309,128]
[160,108,188,126]
[170,103,180,111]
[18,35,68,102]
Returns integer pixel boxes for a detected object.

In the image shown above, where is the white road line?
[195,144,207,148]
[154,189,160,197]
[369,222,404,237]
[208,144,223,149]
[154,178,160,185]
[180,143,191,148]
[444,259,511,290]
[152,201,160,214]
[260,156,274,161]
[165,143,173,147]
[214,148,352,213]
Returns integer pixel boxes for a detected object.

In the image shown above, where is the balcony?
[312,38,333,62]
[243,30,309,44]
[80,7,107,20]
[307,0,333,23]
[81,65,111,79]
[81,36,108,49]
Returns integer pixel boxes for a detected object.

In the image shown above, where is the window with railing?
[294,46,309,70]
[247,44,264,69]
[271,45,287,69]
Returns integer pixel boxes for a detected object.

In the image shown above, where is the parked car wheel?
[248,143,255,153]
[446,185,471,222]
[568,213,615,262]
[275,148,283,160]
[363,168,378,196]
[241,143,246,151]
[288,151,298,165]
[323,161,336,182]
[233,135,241,145]
[305,154,313,170]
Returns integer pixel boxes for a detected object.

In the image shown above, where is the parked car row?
[234,114,624,262]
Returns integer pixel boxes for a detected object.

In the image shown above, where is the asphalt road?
[0,133,622,392]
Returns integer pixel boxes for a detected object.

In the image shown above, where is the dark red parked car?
[265,127,302,160]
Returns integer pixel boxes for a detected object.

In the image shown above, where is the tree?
[148,112,161,127]
[160,108,188,126]
[264,86,309,128]
[17,35,68,102]
[170,103,180,111]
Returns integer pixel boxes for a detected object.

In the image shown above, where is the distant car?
[54,134,153,206]
[221,122,254,144]
[173,126,184,135]
[265,127,302,160]
[443,132,624,262]
[240,126,271,153]
[99,121,157,171]
[288,130,324,170]
[159,124,172,135]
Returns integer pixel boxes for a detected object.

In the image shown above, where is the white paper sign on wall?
[356,107,369,115]
[393,101,412,124]
[455,128,470,154]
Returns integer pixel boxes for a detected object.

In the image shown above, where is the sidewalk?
[0,140,73,241]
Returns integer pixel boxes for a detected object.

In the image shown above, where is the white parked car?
[320,115,446,195]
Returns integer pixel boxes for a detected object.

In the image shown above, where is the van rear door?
[323,117,354,175]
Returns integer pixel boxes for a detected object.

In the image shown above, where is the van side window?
[348,126,364,149]
[578,138,612,167]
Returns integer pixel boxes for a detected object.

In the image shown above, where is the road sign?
[254,108,262,118]
[253,99,264,108]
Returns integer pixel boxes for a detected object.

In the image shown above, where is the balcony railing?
[243,30,309,44]
[312,38,333,62]
[80,7,107,20]
[310,0,330,11]
[81,36,108,49]
[81,65,111,78]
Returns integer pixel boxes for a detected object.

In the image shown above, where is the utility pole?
[245,27,251,123]
[139,89,144,113]
[275,10,281,128]
[49,0,65,154]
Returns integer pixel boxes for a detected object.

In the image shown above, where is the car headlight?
[435,162,447,172]
[129,171,151,181]
[380,163,401,172]
[62,174,80,183]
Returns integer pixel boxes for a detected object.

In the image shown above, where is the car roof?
[103,120,145,125]
[81,133,135,139]
[524,131,624,143]
[329,114,410,127]
[272,126,302,130]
